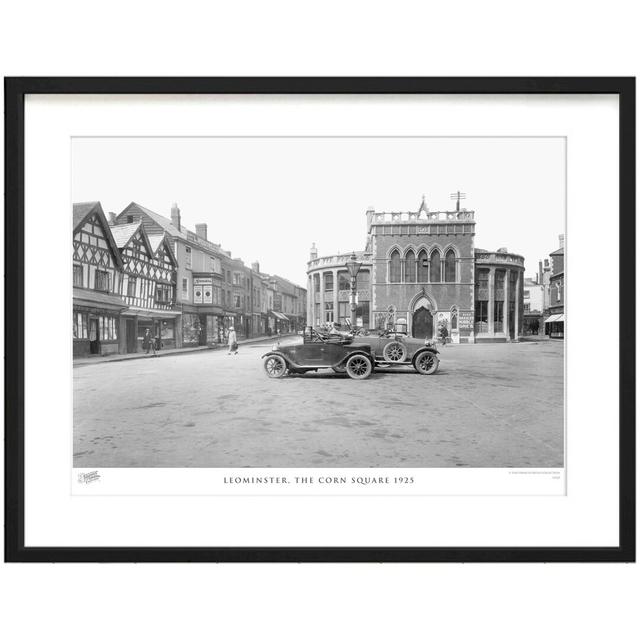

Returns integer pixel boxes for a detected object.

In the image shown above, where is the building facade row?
[73,201,306,357]
[307,196,525,343]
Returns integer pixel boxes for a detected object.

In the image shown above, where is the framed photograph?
[4,77,635,562]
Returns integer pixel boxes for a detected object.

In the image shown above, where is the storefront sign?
[194,277,213,285]
[458,310,474,329]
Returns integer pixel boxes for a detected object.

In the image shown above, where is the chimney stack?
[538,260,543,284]
[170,203,181,231]
[195,223,208,240]
[108,212,117,226]
[251,261,260,273]
[559,233,565,249]
[310,242,318,260]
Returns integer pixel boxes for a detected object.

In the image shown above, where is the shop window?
[73,264,83,287]
[417,250,429,282]
[404,250,416,283]
[430,251,441,282]
[127,276,137,298]
[338,301,349,324]
[389,250,401,283]
[356,301,370,327]
[98,315,117,341]
[73,312,88,339]
[494,300,504,333]
[324,272,334,292]
[444,249,456,282]
[475,300,488,333]
[94,270,110,292]
[325,302,334,322]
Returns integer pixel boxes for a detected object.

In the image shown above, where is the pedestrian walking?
[142,328,156,355]
[227,326,238,355]
[439,324,448,347]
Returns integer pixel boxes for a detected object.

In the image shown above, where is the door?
[198,314,207,346]
[412,308,433,339]
[126,319,137,353]
[89,318,100,354]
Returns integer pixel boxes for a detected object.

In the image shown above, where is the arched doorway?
[412,307,433,339]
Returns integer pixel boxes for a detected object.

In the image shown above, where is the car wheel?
[263,354,287,378]
[332,364,346,373]
[414,352,439,375]
[382,340,407,363]
[345,354,373,380]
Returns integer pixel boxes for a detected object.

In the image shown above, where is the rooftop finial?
[450,190,467,212]
[418,194,428,213]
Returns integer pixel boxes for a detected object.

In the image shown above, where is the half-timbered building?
[110,222,179,353]
[73,202,127,357]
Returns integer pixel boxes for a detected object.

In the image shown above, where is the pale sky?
[72,137,565,285]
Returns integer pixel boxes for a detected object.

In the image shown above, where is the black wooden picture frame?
[4,77,635,562]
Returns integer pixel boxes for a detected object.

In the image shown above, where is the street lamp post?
[346,252,362,329]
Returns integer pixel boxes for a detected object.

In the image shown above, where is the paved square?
[74,339,564,468]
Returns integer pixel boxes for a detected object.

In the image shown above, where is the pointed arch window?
[430,250,441,283]
[389,250,401,283]
[445,249,457,282]
[417,249,429,282]
[404,249,416,283]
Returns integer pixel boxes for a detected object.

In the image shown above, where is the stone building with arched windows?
[306,196,525,343]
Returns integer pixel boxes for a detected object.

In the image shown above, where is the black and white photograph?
[72,136,565,471]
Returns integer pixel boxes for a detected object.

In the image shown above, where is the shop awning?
[122,307,183,318]
[544,314,565,323]
[73,287,128,311]
[269,310,289,322]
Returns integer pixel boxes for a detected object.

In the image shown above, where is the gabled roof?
[110,222,142,248]
[72,201,123,269]
[119,201,188,240]
[550,247,565,256]
[111,220,155,257]
[73,201,102,230]
[147,233,166,254]
[148,233,178,267]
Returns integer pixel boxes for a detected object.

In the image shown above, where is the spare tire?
[382,340,407,363]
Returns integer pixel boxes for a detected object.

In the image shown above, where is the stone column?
[504,269,511,342]
[488,267,495,336]
[319,269,325,326]
[307,275,313,328]
[333,268,339,324]
[514,270,521,342]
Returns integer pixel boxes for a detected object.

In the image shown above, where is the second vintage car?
[340,321,440,375]
[262,328,375,380]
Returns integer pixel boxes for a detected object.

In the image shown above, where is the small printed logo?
[77,470,101,484]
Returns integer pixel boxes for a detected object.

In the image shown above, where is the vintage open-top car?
[340,321,440,375]
[262,328,375,380]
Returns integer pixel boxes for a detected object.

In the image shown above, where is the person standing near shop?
[227,325,238,355]
[142,328,156,356]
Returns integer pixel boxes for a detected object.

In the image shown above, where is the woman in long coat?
[227,326,238,355]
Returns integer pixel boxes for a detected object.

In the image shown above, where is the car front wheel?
[263,354,287,378]
[414,352,439,375]
[345,354,373,380]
